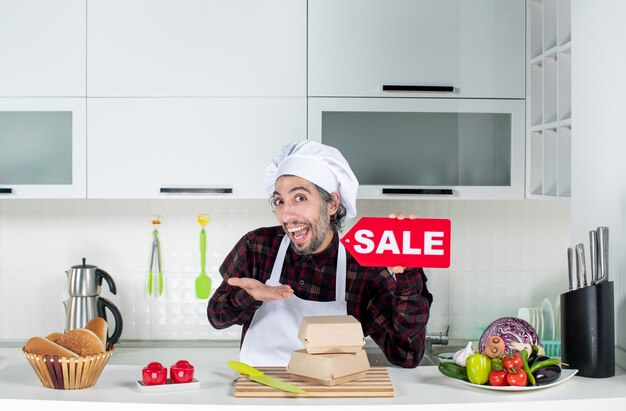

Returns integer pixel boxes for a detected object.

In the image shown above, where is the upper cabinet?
[309,97,526,200]
[0,0,86,97]
[1,1,532,200]
[87,98,306,199]
[87,0,306,97]
[0,0,86,198]
[0,98,86,198]
[308,0,526,99]
[85,0,307,199]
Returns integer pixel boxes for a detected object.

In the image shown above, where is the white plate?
[517,307,530,323]
[446,369,578,391]
[136,378,200,393]
[533,308,544,340]
[438,352,456,360]
[541,298,556,341]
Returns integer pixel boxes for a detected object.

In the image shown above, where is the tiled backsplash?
[0,199,570,342]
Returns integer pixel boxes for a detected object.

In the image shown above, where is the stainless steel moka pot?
[63,258,123,345]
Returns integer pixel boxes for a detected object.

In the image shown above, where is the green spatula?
[196,214,211,299]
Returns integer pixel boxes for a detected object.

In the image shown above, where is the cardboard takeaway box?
[287,349,370,386]
[297,315,365,354]
[286,315,370,386]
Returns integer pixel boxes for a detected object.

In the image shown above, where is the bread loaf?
[46,332,64,343]
[25,336,79,358]
[84,317,108,347]
[55,329,105,356]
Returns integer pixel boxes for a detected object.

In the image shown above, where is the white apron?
[239,235,348,366]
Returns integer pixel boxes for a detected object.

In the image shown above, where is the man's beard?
[290,204,332,256]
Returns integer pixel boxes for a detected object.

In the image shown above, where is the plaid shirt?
[207,225,433,368]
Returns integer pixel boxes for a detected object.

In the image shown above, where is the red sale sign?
[341,217,451,268]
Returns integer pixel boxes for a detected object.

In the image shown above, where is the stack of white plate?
[517,298,555,341]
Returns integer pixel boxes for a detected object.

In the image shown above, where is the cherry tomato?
[488,370,509,386]
[502,353,523,373]
[506,368,528,386]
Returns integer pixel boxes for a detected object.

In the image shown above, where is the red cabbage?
[479,317,542,355]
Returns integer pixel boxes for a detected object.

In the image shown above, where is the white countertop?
[1,346,625,410]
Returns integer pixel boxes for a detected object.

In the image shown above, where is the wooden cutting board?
[234,366,394,398]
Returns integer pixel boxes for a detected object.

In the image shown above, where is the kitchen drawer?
[87,98,306,199]
[308,0,525,99]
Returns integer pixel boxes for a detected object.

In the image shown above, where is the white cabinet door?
[0,0,86,97]
[308,97,525,200]
[0,98,86,198]
[309,0,525,99]
[87,0,306,97]
[87,98,306,199]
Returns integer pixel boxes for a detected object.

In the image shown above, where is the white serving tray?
[136,378,200,393]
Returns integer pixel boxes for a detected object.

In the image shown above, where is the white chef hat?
[265,140,359,223]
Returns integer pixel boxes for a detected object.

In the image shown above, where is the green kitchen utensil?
[227,361,306,394]
[148,215,164,296]
[195,214,211,299]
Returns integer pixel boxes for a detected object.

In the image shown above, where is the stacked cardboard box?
[286,315,371,386]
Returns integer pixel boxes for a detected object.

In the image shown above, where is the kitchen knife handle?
[227,361,263,377]
[589,230,598,284]
[382,84,454,92]
[567,247,574,290]
[575,244,585,289]
[597,226,609,282]
[0,188,13,194]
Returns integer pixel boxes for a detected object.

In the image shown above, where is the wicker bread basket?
[23,347,114,389]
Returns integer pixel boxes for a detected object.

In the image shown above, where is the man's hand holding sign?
[341,213,451,272]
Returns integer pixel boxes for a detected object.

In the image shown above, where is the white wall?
[571,0,626,367]
[0,199,570,343]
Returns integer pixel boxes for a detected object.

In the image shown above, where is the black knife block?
[560,281,615,378]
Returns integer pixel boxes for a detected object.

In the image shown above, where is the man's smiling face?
[272,175,338,255]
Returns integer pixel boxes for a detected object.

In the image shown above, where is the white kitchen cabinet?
[308,98,526,200]
[87,0,306,97]
[527,0,571,199]
[87,98,306,199]
[308,0,526,99]
[0,0,86,97]
[0,98,86,198]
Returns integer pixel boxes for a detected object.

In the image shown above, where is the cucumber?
[438,362,470,382]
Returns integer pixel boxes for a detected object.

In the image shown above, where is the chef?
[207,140,432,368]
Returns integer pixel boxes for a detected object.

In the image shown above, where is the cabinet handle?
[382,85,454,92]
[382,188,454,195]
[160,187,233,194]
[0,188,13,194]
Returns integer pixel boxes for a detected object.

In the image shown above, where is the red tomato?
[170,360,195,383]
[142,362,167,386]
[502,353,523,373]
[506,368,528,387]
[488,370,509,386]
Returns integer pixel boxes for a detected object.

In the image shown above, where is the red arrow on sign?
[341,217,451,268]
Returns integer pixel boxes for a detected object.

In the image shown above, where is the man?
[207,140,433,368]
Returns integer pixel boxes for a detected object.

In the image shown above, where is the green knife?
[227,361,306,394]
